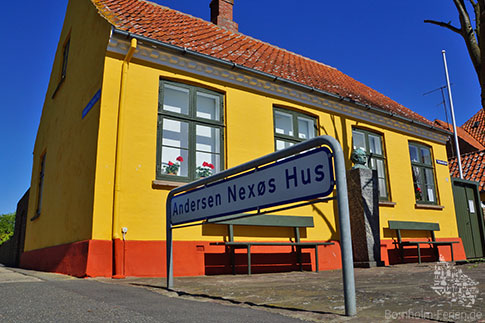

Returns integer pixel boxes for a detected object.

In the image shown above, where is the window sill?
[152,179,186,190]
[415,203,444,210]
[379,201,396,207]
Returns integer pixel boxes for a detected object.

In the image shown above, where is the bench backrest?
[207,214,314,227]
[388,221,440,231]
[207,214,314,242]
[388,221,440,242]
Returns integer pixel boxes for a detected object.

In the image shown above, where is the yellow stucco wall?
[25,0,459,252]
[24,0,111,251]
[90,50,459,244]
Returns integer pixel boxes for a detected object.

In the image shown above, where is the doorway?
[452,179,485,259]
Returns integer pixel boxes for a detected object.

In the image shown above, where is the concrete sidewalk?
[0,263,42,283]
[98,262,485,322]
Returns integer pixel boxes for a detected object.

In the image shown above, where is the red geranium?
[176,156,184,162]
[168,161,174,166]
[197,161,215,177]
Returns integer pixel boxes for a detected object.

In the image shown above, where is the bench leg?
[450,244,454,262]
[315,246,319,273]
[296,246,302,271]
[399,245,404,263]
[247,246,251,275]
[417,244,421,264]
[230,247,236,275]
[433,244,439,262]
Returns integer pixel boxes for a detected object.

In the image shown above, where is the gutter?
[111,28,451,137]
[112,37,137,279]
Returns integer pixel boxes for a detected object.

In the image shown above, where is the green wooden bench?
[388,220,458,264]
[206,214,334,274]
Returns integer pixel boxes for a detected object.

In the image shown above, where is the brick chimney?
[210,0,238,32]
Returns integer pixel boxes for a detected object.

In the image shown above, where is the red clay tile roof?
[449,150,485,192]
[434,119,485,150]
[462,108,485,146]
[92,0,435,127]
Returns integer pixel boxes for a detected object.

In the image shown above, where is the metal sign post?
[165,135,356,316]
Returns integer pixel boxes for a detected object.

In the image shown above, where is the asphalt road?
[0,266,302,323]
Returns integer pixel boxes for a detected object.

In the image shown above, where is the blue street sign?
[170,147,334,225]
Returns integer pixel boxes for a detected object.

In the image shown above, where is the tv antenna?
[423,84,452,131]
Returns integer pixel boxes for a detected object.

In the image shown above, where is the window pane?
[196,92,220,121]
[427,188,435,202]
[368,134,382,155]
[425,168,436,202]
[420,147,432,165]
[162,119,189,149]
[412,166,423,201]
[196,125,220,153]
[274,111,293,136]
[275,139,294,151]
[369,157,376,170]
[352,130,366,151]
[376,159,387,198]
[196,152,220,178]
[163,84,189,115]
[376,159,385,177]
[298,116,315,140]
[414,184,424,201]
[412,165,421,185]
[424,168,434,186]
[378,178,387,198]
[161,147,189,177]
[409,145,419,163]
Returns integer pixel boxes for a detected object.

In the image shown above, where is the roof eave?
[111,28,451,137]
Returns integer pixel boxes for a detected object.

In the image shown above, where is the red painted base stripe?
[20,240,90,277]
[19,237,466,278]
[20,239,342,277]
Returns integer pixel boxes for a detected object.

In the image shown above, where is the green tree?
[0,212,15,245]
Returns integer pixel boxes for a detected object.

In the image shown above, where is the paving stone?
[97,262,485,322]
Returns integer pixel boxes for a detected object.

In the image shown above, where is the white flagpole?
[442,50,463,179]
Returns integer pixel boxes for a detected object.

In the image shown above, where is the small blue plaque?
[82,89,101,119]
[436,159,448,166]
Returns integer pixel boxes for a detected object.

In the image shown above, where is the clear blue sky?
[0,0,480,214]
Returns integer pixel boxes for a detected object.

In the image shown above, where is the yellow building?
[21,0,466,277]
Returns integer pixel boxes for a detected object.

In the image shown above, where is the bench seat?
[400,241,458,246]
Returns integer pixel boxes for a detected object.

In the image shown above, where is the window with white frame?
[352,128,389,200]
[273,107,317,150]
[408,142,437,204]
[157,80,224,181]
